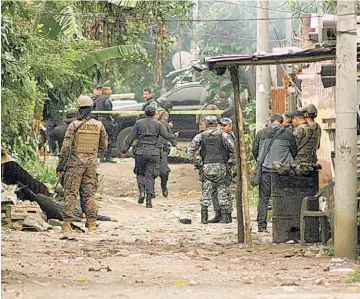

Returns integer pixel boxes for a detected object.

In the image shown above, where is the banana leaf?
[77,45,147,70]
[108,0,139,8]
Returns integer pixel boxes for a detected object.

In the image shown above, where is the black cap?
[291,110,305,118]
[145,105,157,116]
[93,84,102,89]
[162,101,173,111]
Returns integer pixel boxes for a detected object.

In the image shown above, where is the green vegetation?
[350,268,360,283]
[1,0,192,184]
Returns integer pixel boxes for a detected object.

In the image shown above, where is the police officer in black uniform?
[50,109,79,150]
[95,85,117,163]
[121,106,177,208]
[142,88,159,111]
[91,84,102,110]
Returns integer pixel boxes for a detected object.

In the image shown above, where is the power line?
[12,7,360,22]
[213,0,292,14]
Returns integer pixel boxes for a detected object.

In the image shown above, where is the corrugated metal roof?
[204,45,360,70]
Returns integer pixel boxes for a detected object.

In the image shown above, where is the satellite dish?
[172,51,192,70]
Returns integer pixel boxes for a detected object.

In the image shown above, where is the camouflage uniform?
[308,122,322,155]
[210,131,236,215]
[58,117,108,223]
[293,122,318,164]
[188,127,235,223]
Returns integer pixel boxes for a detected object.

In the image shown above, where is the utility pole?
[190,0,199,62]
[334,0,358,258]
[316,0,323,44]
[256,0,270,131]
[286,12,292,47]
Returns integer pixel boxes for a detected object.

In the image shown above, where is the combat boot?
[228,212,233,223]
[99,152,106,163]
[207,210,222,223]
[87,219,100,235]
[106,157,117,163]
[161,182,168,198]
[146,195,152,208]
[60,221,71,235]
[219,209,231,224]
[201,207,208,224]
[138,187,145,204]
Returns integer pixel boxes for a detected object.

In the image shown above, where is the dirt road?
[2,160,360,298]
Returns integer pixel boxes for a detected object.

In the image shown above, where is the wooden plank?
[271,89,287,114]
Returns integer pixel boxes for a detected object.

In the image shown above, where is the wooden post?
[229,65,252,247]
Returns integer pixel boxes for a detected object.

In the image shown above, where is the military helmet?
[205,115,218,124]
[77,96,93,107]
[206,104,218,110]
[301,104,318,115]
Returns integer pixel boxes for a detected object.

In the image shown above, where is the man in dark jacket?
[50,109,79,150]
[121,105,177,208]
[95,85,117,163]
[142,88,159,111]
[91,84,102,109]
[252,113,297,232]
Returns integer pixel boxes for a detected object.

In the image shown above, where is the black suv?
[113,82,208,155]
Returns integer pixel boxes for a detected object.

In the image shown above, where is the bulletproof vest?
[72,119,102,154]
[201,129,229,164]
[296,123,318,164]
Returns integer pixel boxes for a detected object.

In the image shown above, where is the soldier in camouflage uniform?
[188,116,235,224]
[56,96,108,235]
[300,104,321,162]
[207,117,236,223]
[291,110,318,164]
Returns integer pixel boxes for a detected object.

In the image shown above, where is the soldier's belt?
[60,110,224,115]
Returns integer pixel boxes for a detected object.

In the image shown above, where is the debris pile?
[1,186,51,232]
[1,159,117,233]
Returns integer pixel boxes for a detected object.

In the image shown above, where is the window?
[167,86,205,106]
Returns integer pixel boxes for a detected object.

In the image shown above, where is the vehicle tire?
[116,127,134,157]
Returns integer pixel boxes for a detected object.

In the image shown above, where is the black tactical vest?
[201,130,229,164]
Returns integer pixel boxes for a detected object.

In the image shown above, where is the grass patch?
[350,269,360,283]
[326,246,334,257]
[249,186,259,206]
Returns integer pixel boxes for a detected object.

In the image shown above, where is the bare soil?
[2,159,360,298]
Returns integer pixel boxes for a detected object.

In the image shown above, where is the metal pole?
[256,0,270,132]
[334,0,358,258]
[288,87,296,112]
[230,65,252,247]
